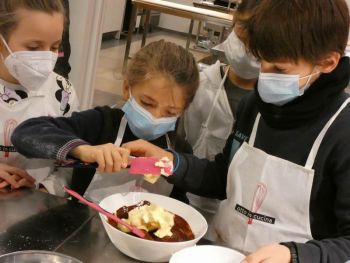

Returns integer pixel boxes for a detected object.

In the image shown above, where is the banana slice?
[143,157,173,184]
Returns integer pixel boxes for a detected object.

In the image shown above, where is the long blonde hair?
[0,0,65,40]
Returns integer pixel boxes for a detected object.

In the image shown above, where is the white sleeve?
[40,168,73,197]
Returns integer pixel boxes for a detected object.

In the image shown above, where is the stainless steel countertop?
[56,216,141,263]
[0,189,94,256]
[0,189,211,262]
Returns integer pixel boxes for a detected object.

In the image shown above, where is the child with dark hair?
[54,0,71,78]
[121,0,350,262]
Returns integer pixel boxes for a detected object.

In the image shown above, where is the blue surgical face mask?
[122,92,178,140]
[257,69,319,106]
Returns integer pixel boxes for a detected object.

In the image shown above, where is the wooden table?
[122,0,233,72]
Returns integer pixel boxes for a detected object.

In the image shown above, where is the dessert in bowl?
[99,192,208,262]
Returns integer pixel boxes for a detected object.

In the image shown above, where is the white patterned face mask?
[0,35,57,91]
[223,31,260,79]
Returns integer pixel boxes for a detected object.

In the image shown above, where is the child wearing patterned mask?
[0,0,78,194]
[11,40,199,202]
[181,0,260,240]
[183,0,260,161]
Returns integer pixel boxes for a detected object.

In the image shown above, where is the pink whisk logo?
[1,119,18,158]
[248,183,267,224]
[235,182,275,225]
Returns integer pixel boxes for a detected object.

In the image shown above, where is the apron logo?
[3,119,17,157]
[235,204,275,225]
[249,183,267,224]
[235,183,275,225]
[0,145,16,153]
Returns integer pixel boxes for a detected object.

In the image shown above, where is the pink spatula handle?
[63,186,145,238]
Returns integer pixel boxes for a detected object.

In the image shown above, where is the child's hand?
[0,163,36,189]
[70,144,130,173]
[122,139,173,161]
[241,244,291,263]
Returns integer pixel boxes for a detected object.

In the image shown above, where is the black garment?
[167,57,350,262]
[12,107,169,159]
[221,65,252,118]
[123,0,134,32]
[54,0,71,78]
[70,168,93,196]
[11,106,191,202]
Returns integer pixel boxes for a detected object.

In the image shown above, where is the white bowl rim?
[99,192,208,245]
[170,245,245,261]
[0,250,82,262]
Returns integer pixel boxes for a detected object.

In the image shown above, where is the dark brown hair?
[126,39,199,108]
[235,0,260,21]
[247,0,349,63]
[0,0,65,40]
[233,0,261,44]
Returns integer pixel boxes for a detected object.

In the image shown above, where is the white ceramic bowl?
[99,192,208,262]
[0,250,82,263]
[170,245,245,263]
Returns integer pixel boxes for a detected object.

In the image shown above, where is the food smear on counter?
[108,200,194,242]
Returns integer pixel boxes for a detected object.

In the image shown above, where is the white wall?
[103,0,126,34]
[158,0,199,34]
[69,0,105,110]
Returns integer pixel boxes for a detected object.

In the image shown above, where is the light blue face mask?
[121,93,178,140]
[257,70,319,106]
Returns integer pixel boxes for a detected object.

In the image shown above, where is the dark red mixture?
[108,200,195,242]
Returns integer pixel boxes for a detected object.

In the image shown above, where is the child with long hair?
[0,0,78,194]
[12,39,199,202]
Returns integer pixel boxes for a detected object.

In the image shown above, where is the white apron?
[184,62,234,160]
[186,66,232,240]
[0,95,54,185]
[0,73,78,189]
[192,66,231,159]
[84,116,174,202]
[212,98,350,254]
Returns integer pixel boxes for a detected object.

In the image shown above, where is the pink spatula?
[129,157,173,176]
[63,186,145,238]
[56,157,173,176]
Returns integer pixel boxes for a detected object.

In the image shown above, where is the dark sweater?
[12,106,191,201]
[167,57,350,262]
[12,106,189,158]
